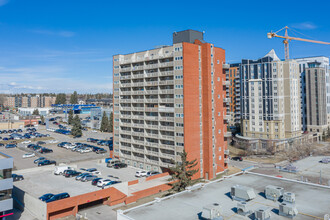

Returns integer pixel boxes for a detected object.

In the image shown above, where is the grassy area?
[245,156,285,164]
[228,145,245,157]
[213,166,242,180]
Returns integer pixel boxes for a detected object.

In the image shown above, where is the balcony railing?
[159,143,175,150]
[145,90,158,95]
[158,107,174,112]
[132,66,144,71]
[159,80,174,85]
[120,75,131,80]
[159,71,174,76]
[224,149,229,155]
[159,62,174,67]
[145,158,159,165]
[159,134,175,141]
[222,80,230,87]
[131,74,145,79]
[144,81,158,86]
[224,131,232,138]
[131,91,144,95]
[145,99,158,103]
[120,67,132,72]
[158,89,174,94]
[222,63,230,69]
[159,98,174,103]
[131,99,144,103]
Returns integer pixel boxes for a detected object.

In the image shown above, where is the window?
[176,142,184,146]
[175,75,183,79]
[0,189,12,201]
[219,147,221,151]
[0,169,11,180]
[176,133,184,137]
[176,123,184,127]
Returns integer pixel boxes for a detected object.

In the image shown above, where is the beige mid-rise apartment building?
[241,50,301,139]
[113,30,229,180]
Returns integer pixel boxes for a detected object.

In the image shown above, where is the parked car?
[21,140,31,144]
[75,173,90,181]
[0,143,4,147]
[91,130,98,133]
[91,178,103,186]
[65,170,82,178]
[114,163,127,169]
[96,148,107,154]
[34,157,46,164]
[102,180,121,189]
[231,156,243,161]
[37,141,46,145]
[146,171,161,177]
[80,148,92,153]
[38,160,56,166]
[97,179,112,187]
[5,144,16,148]
[106,159,120,168]
[85,168,97,172]
[40,148,53,154]
[48,140,58,144]
[45,193,70,203]
[54,166,74,175]
[81,174,97,182]
[12,174,24,181]
[135,170,147,177]
[22,153,35,158]
[39,193,54,202]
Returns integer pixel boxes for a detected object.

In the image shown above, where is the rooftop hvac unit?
[231,185,256,201]
[265,185,284,201]
[283,192,295,203]
[201,203,223,220]
[237,202,251,216]
[254,207,271,220]
[279,202,298,218]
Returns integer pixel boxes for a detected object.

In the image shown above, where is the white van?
[106,159,120,168]
[54,166,74,175]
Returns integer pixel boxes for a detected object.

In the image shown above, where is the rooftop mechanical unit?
[254,207,271,220]
[201,203,223,220]
[279,202,298,218]
[265,185,284,201]
[237,202,251,216]
[283,192,295,203]
[231,185,256,201]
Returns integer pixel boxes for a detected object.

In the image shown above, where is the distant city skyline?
[0,0,329,94]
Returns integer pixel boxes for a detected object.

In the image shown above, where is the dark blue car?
[38,160,56,166]
[45,193,70,203]
[5,144,16,148]
[39,193,54,201]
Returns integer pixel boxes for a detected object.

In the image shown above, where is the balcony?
[145,116,158,120]
[131,91,144,95]
[145,90,158,95]
[132,82,144,87]
[146,72,159,77]
[120,75,131,80]
[145,124,158,129]
[159,126,175,131]
[224,149,229,155]
[131,115,143,120]
[144,81,158,86]
[159,98,174,103]
[159,116,174,122]
[120,107,131,111]
[145,158,159,165]
[132,147,144,153]
[132,66,144,71]
[145,132,159,138]
[224,158,230,163]
[160,161,174,167]
[144,64,159,69]
[224,131,232,138]
[145,99,158,103]
[159,62,174,67]
[160,152,175,160]
[159,134,175,141]
[159,71,174,76]
[120,122,131,127]
[132,123,144,128]
[145,150,159,156]
[121,114,131,119]
[131,73,144,79]
[132,107,144,111]
[133,139,144,145]
[131,99,144,103]
[223,63,230,69]
[158,107,174,112]
[132,156,145,162]
[120,91,131,95]
[222,80,230,87]
[223,98,231,103]
[159,80,174,85]
[132,131,144,137]
[159,143,175,150]
[120,130,131,135]
[120,67,132,72]
[158,89,174,94]
[121,83,132,88]
[224,115,231,121]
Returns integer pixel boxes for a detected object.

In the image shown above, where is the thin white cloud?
[30,29,75,37]
[0,0,8,7]
[291,22,317,30]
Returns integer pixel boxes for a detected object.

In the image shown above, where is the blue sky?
[0,0,329,94]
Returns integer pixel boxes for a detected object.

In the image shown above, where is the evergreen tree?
[40,115,45,124]
[327,127,330,138]
[55,93,66,104]
[109,112,113,132]
[71,115,82,137]
[68,110,73,125]
[32,109,39,115]
[100,112,109,132]
[168,150,199,193]
[70,91,78,104]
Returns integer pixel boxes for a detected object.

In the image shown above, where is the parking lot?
[0,124,113,170]
[14,159,141,199]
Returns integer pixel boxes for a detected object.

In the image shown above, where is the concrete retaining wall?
[13,186,47,220]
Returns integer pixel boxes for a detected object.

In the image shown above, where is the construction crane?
[267,26,330,60]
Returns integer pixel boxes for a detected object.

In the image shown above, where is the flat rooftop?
[14,159,141,198]
[122,172,330,220]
